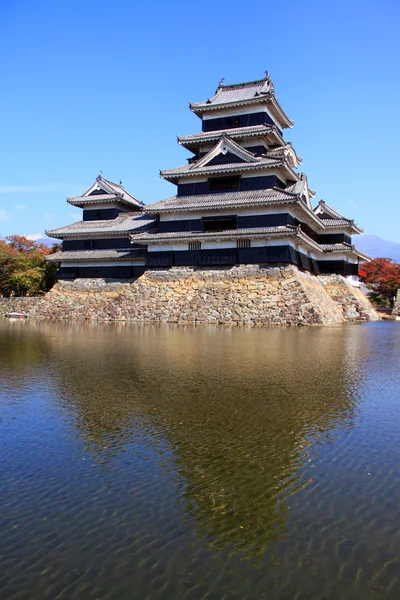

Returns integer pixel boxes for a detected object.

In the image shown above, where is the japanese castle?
[47,73,369,278]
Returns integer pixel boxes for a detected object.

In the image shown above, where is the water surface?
[1,319,400,599]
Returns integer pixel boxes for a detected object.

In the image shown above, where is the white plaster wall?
[319,255,357,263]
[61,261,146,268]
[148,243,188,252]
[160,206,293,221]
[202,241,236,250]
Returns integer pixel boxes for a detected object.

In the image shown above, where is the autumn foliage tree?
[359,258,400,304]
[0,235,60,297]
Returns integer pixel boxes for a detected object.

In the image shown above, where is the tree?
[0,235,60,297]
[359,258,400,304]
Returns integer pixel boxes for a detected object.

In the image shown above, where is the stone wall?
[0,265,378,326]
[0,296,46,315]
[319,275,379,322]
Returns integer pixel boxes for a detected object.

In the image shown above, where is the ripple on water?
[1,320,400,599]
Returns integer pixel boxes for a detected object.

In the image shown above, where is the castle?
[47,74,370,281]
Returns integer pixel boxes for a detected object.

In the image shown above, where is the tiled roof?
[68,194,122,206]
[178,125,282,147]
[320,243,354,252]
[161,156,286,180]
[314,200,350,221]
[132,225,298,244]
[144,188,300,213]
[263,144,302,168]
[190,77,273,110]
[193,136,259,171]
[319,218,353,227]
[189,75,293,128]
[320,244,372,260]
[47,249,146,262]
[46,213,156,239]
[318,218,363,234]
[313,201,363,234]
[67,175,143,209]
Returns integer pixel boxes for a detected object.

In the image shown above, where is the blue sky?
[1,0,399,241]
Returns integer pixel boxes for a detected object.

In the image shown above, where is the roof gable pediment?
[84,175,123,199]
[67,175,143,210]
[314,200,350,221]
[189,137,259,172]
[285,173,314,210]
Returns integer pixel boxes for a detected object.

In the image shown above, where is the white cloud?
[15,204,27,210]
[44,213,53,222]
[25,233,44,241]
[348,198,358,209]
[0,209,11,221]
[69,211,81,221]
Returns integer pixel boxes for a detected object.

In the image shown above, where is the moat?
[1,319,400,599]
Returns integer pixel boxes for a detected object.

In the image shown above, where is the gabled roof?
[313,200,363,234]
[314,200,351,221]
[320,244,372,261]
[189,74,293,129]
[67,175,143,210]
[160,155,291,182]
[267,144,302,168]
[286,173,315,197]
[191,136,260,170]
[46,213,156,239]
[178,124,285,150]
[284,173,315,210]
[193,77,274,107]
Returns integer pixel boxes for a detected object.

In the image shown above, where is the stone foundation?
[0,265,378,326]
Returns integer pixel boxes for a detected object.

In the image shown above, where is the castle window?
[189,241,201,251]
[234,117,241,125]
[226,118,232,126]
[237,239,250,249]
[209,176,240,192]
[83,240,93,250]
[203,216,237,232]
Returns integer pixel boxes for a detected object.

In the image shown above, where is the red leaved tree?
[0,235,60,297]
[359,258,400,304]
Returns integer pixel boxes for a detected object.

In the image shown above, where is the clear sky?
[1,0,399,241]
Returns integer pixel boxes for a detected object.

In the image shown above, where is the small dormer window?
[234,117,240,125]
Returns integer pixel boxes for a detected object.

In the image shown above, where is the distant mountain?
[25,234,59,248]
[356,235,400,261]
[35,237,59,248]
